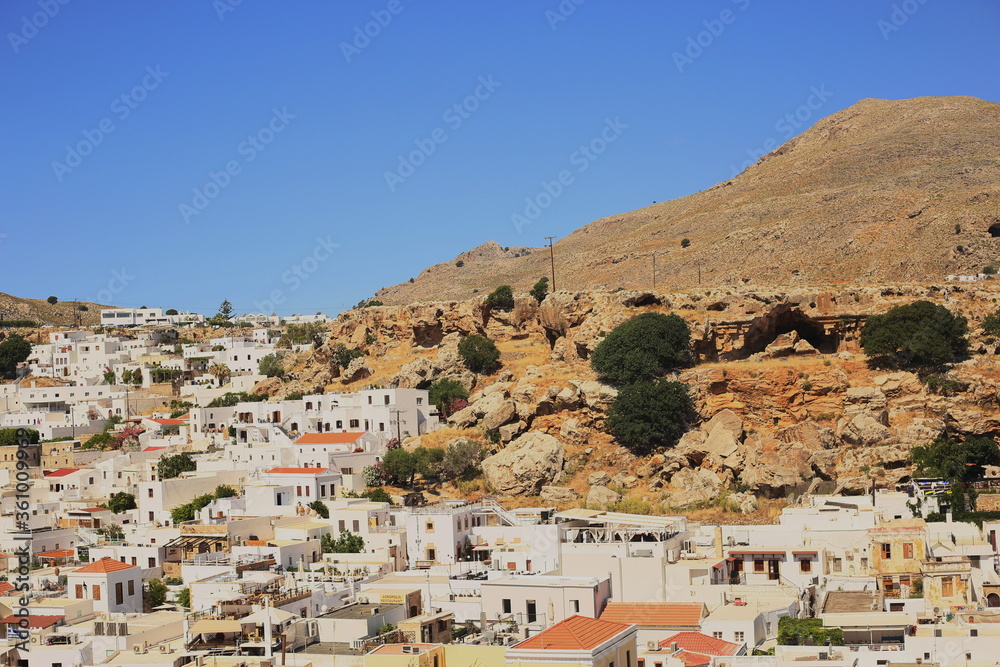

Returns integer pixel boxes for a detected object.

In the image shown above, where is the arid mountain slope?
[0,292,109,326]
[375,96,1000,305]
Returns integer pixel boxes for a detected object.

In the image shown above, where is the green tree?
[427,379,469,416]
[209,363,231,385]
[209,299,234,326]
[322,530,365,553]
[529,277,550,303]
[777,617,844,646]
[458,334,501,374]
[981,308,1000,336]
[413,446,445,479]
[159,453,197,479]
[0,428,40,447]
[439,440,485,481]
[177,588,191,608]
[361,488,392,503]
[259,352,288,378]
[332,344,363,369]
[47,296,58,304]
[107,492,137,513]
[911,436,1000,482]
[165,309,179,315]
[383,448,419,486]
[308,500,329,518]
[277,322,326,348]
[606,380,693,455]
[485,285,514,311]
[103,369,116,384]
[0,334,32,379]
[214,485,238,499]
[590,312,691,385]
[680,238,690,248]
[146,579,168,608]
[860,301,968,367]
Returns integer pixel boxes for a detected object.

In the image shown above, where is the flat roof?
[320,602,402,620]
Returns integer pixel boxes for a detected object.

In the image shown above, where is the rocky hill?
[374,96,1000,304]
[260,282,1000,514]
[0,292,109,326]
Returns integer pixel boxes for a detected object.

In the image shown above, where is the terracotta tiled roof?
[0,582,14,593]
[515,615,631,651]
[38,549,75,559]
[149,418,185,425]
[44,468,80,477]
[266,467,330,475]
[600,602,705,628]
[73,557,136,573]
[660,632,741,657]
[294,432,365,445]
[143,446,167,452]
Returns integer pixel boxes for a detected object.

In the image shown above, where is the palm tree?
[209,363,231,386]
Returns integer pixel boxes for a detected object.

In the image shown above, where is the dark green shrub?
[590,312,691,385]
[458,335,501,374]
[485,285,514,311]
[860,300,968,367]
[530,277,550,303]
[605,380,693,455]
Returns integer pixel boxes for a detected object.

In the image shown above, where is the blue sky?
[2,0,998,317]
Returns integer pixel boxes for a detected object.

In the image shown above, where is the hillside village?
[1,284,1000,667]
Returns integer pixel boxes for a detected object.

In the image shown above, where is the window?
[379,423,385,431]
[353,520,360,532]
[128,580,135,596]
[417,397,423,405]
[339,520,345,532]
[349,419,359,428]
[296,486,302,496]
[502,599,511,613]
[971,629,978,637]
[800,559,811,573]
[942,576,954,597]
[735,559,744,572]
[570,599,580,613]
[336,420,343,429]
[148,557,155,568]
[321,485,326,497]
[903,542,914,559]
[368,396,373,404]
[734,632,744,643]
[831,557,842,573]
[384,395,390,405]
[93,585,101,600]
[626,651,631,667]
[148,488,154,498]
[712,632,723,639]
[754,559,764,573]
[426,521,434,532]
[131,557,137,566]
[881,543,892,559]
[75,584,84,599]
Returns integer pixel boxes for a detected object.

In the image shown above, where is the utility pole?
[389,408,404,444]
[544,236,557,292]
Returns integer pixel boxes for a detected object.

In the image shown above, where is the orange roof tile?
[38,549,75,559]
[515,615,632,651]
[0,582,14,593]
[44,468,80,477]
[660,632,741,657]
[266,467,330,475]
[73,557,136,573]
[294,432,365,445]
[600,602,705,628]
[149,418,185,425]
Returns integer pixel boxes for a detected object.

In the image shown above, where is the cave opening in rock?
[743,307,839,356]
[989,222,1000,238]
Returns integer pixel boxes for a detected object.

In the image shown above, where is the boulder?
[793,339,819,355]
[559,417,588,445]
[666,468,723,506]
[611,472,639,489]
[586,485,622,508]
[340,356,372,383]
[482,400,517,431]
[588,471,612,486]
[702,409,745,440]
[575,381,618,410]
[540,486,580,504]
[498,421,525,443]
[762,331,800,358]
[843,386,888,412]
[481,431,565,496]
[837,412,892,447]
[776,420,836,449]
